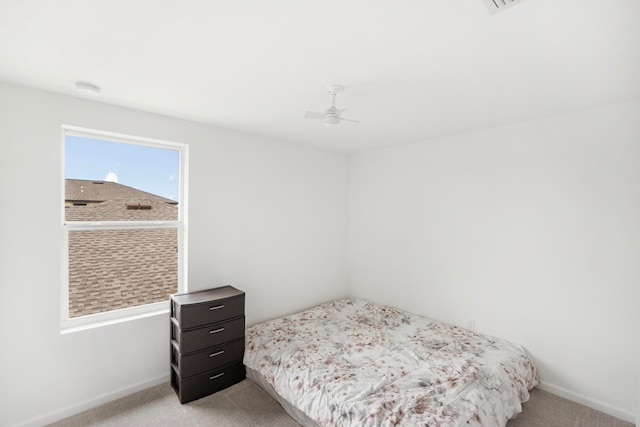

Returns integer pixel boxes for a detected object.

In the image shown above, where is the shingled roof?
[65,179,179,318]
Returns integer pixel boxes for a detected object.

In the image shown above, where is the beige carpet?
[48,380,634,427]
[508,388,634,427]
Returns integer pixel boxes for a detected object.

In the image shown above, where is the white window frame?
[61,125,188,333]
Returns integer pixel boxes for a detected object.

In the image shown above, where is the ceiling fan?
[305,85,360,127]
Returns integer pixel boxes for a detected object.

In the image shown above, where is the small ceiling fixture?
[305,85,360,127]
[76,82,101,96]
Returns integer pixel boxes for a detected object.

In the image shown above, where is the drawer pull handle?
[209,373,225,380]
[210,328,225,334]
[209,350,225,357]
[209,305,224,311]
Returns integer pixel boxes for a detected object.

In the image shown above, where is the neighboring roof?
[68,228,178,318]
[65,179,178,222]
[66,198,178,222]
[65,179,179,318]
[66,179,177,205]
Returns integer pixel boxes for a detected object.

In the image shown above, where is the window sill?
[61,301,170,335]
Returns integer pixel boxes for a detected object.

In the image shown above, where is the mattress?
[244,298,538,426]
[247,366,318,427]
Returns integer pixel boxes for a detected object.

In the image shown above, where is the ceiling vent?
[482,0,527,14]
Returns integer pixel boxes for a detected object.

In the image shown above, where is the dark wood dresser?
[170,285,246,403]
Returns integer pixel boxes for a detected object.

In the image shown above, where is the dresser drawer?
[171,316,245,354]
[171,338,244,378]
[171,361,246,404]
[171,286,245,329]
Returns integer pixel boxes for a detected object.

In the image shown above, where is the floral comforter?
[244,299,538,427]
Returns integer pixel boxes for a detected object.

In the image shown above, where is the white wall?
[349,100,640,422]
[0,82,349,427]
[1,80,638,425]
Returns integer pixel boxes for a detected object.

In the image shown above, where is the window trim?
[61,125,189,333]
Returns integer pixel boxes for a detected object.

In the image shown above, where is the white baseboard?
[538,381,637,425]
[14,374,170,427]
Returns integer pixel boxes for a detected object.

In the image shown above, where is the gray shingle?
[65,179,179,318]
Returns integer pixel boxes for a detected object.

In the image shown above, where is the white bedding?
[244,299,538,427]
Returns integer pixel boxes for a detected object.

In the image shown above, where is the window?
[61,126,188,332]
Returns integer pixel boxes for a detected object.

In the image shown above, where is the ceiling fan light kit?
[305,85,359,127]
[324,116,341,127]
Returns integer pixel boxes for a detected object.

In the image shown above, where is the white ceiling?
[1,0,639,153]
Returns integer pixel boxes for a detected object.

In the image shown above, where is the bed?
[244,298,538,427]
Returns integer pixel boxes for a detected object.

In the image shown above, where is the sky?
[65,135,180,202]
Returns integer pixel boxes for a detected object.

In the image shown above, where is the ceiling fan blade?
[338,117,360,123]
[304,111,325,119]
